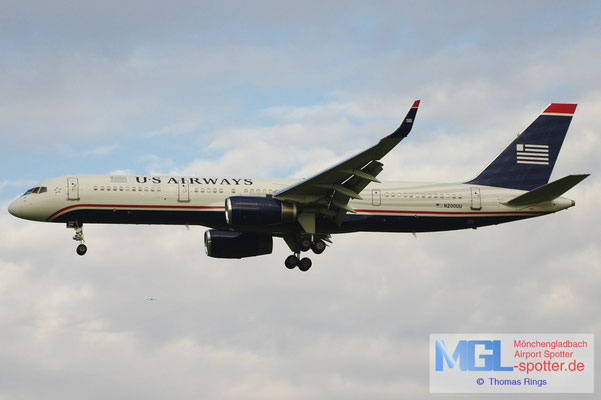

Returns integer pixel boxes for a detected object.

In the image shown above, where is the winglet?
[386,100,420,139]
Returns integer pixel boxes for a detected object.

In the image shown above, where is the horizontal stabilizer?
[504,174,589,206]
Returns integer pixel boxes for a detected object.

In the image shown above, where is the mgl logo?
[435,340,513,371]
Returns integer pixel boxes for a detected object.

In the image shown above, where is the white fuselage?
[8,174,574,234]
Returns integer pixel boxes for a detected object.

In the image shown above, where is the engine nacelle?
[225,196,297,226]
[204,229,273,259]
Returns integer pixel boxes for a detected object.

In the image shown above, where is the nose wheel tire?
[76,244,88,256]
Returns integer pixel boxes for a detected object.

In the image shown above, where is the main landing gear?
[283,236,327,272]
[68,221,87,256]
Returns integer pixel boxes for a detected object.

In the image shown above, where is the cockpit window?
[23,186,47,196]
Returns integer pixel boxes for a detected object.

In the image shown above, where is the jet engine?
[204,229,273,259]
[225,196,297,226]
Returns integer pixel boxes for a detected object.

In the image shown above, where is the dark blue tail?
[467,103,577,191]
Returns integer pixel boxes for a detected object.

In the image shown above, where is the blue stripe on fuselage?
[51,207,542,234]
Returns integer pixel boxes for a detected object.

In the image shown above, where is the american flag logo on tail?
[516,144,549,165]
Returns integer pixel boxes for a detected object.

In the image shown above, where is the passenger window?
[213,188,217,193]
[391,193,395,197]
[194,188,198,193]
[231,189,236,193]
[427,193,432,198]
[452,194,456,199]
[94,186,98,191]
[446,194,450,198]
[244,189,248,193]
[200,188,205,193]
[219,188,223,193]
[150,187,155,192]
[138,187,142,192]
[458,194,462,199]
[250,189,254,193]
[125,187,129,191]
[120,187,124,191]
[100,186,105,191]
[434,193,438,199]
[131,187,136,192]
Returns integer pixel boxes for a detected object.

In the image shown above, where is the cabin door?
[178,182,190,202]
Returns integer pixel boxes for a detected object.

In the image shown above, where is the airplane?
[8,101,589,271]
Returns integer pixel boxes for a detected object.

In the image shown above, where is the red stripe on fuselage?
[47,203,225,221]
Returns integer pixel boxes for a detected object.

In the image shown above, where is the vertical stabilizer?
[467,103,577,190]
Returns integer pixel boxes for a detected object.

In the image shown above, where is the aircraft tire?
[285,255,299,269]
[298,238,312,252]
[76,244,88,256]
[298,257,312,272]
[311,239,326,254]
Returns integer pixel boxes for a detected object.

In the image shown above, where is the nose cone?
[8,198,25,219]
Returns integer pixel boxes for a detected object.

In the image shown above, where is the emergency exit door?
[470,187,481,210]
[67,178,79,200]
[372,189,381,206]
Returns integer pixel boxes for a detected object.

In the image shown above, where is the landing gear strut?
[69,221,87,256]
[283,236,327,271]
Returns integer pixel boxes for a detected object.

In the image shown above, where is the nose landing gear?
[69,221,87,256]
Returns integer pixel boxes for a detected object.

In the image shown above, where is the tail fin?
[467,103,577,190]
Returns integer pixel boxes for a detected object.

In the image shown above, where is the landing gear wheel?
[76,244,88,256]
[311,239,326,254]
[298,257,312,272]
[298,238,312,252]
[285,255,299,269]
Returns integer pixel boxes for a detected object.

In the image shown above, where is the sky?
[1,1,600,399]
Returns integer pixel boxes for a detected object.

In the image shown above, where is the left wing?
[274,100,420,231]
